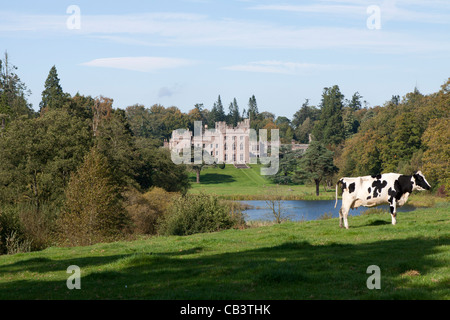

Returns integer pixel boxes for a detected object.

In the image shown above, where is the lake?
[239,200,416,222]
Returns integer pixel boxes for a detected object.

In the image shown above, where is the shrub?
[158,194,245,236]
[0,203,57,254]
[17,202,57,251]
[5,231,32,255]
[124,187,176,235]
[0,207,24,255]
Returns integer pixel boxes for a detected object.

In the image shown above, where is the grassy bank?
[188,164,335,200]
[0,202,448,300]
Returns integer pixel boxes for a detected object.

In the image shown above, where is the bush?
[0,206,24,255]
[124,187,176,235]
[0,203,57,255]
[158,194,245,236]
[17,203,57,251]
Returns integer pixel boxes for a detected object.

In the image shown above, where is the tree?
[292,99,320,128]
[276,116,294,143]
[312,85,345,146]
[247,95,259,120]
[422,118,450,192]
[295,117,313,143]
[185,144,220,184]
[39,65,68,113]
[270,145,304,184]
[215,95,226,122]
[347,92,363,111]
[208,95,226,125]
[64,93,95,120]
[95,108,138,187]
[228,98,241,126]
[92,96,113,136]
[0,51,34,127]
[58,148,131,246]
[264,186,291,224]
[343,108,360,139]
[0,109,92,206]
[298,141,338,196]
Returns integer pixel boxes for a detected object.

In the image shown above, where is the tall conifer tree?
[39,65,67,112]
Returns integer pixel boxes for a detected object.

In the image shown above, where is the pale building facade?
[167,119,266,165]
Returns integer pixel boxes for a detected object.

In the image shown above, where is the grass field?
[187,164,335,200]
[0,202,448,300]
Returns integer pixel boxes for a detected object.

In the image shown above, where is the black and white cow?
[335,171,431,229]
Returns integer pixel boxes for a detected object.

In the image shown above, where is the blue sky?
[1,0,449,118]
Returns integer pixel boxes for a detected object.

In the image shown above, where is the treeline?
[271,82,449,196]
[0,55,245,253]
[0,52,448,253]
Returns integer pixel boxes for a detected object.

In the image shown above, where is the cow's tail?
[335,179,341,208]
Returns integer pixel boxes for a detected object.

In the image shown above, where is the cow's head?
[413,171,431,191]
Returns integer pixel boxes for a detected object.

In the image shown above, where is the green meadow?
[1,164,448,300]
[0,203,448,300]
[187,164,335,200]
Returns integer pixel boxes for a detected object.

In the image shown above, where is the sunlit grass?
[0,203,448,300]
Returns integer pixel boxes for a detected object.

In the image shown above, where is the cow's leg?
[342,202,351,229]
[389,200,397,225]
[343,208,350,229]
[339,198,352,229]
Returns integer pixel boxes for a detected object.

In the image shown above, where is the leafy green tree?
[39,65,69,113]
[64,93,94,120]
[292,99,320,128]
[276,116,294,143]
[0,92,11,133]
[184,144,223,185]
[422,118,450,192]
[95,108,138,187]
[128,104,189,142]
[145,147,191,194]
[270,145,304,184]
[312,85,345,146]
[295,117,313,143]
[0,109,92,206]
[298,141,337,196]
[343,108,360,139]
[58,147,131,246]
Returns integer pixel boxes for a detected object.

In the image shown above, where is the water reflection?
[239,200,416,222]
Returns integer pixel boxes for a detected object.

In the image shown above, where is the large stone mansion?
[166,119,308,165]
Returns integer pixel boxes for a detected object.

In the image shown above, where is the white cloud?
[249,4,364,15]
[80,57,196,72]
[0,9,449,53]
[222,60,357,75]
[250,1,450,25]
